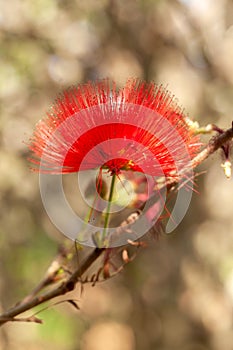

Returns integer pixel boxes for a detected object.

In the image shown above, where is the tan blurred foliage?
[0,0,233,349]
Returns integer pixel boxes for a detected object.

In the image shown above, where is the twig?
[191,123,233,169]
[0,248,103,326]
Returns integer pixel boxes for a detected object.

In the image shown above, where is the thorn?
[212,124,224,133]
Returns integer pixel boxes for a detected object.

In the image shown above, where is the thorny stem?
[0,248,104,326]
[0,122,232,326]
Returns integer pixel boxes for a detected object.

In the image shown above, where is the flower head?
[29,79,200,177]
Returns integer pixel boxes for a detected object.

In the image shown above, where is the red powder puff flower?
[29,79,200,178]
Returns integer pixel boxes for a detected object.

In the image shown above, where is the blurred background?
[0,0,233,349]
